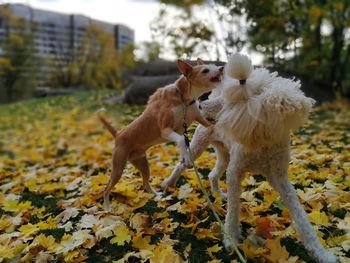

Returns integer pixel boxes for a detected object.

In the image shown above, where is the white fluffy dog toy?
[163,54,337,263]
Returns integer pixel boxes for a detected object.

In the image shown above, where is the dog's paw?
[161,179,173,191]
[145,185,159,196]
[220,191,227,201]
[181,155,193,168]
[223,234,238,253]
[103,202,112,212]
[161,180,168,191]
[154,190,162,197]
[154,192,164,201]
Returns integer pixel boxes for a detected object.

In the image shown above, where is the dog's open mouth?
[210,73,222,82]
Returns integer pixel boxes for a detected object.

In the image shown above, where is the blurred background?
[0,0,349,104]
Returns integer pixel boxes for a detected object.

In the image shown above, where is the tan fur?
[98,114,117,138]
[100,60,223,210]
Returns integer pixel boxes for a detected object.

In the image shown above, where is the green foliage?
[151,5,216,60]
[153,0,350,97]
[49,25,135,90]
[216,0,350,96]
[152,1,247,60]
[159,0,206,7]
[137,41,162,62]
[0,6,37,103]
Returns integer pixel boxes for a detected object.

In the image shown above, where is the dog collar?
[188,100,196,106]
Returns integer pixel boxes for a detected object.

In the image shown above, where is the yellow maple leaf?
[63,249,88,262]
[130,213,150,232]
[194,228,219,240]
[0,215,11,231]
[55,230,93,254]
[2,199,19,212]
[240,239,268,259]
[154,218,179,234]
[34,234,57,250]
[112,181,139,198]
[308,211,330,226]
[89,172,109,192]
[19,223,40,237]
[206,244,222,259]
[150,243,182,263]
[0,245,15,261]
[181,216,208,233]
[24,179,37,191]
[41,182,65,193]
[178,194,205,214]
[264,189,279,207]
[153,211,169,220]
[264,238,290,262]
[132,232,155,251]
[17,201,33,213]
[37,217,57,230]
[112,251,142,263]
[110,224,131,246]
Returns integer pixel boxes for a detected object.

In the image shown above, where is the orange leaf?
[256,217,274,239]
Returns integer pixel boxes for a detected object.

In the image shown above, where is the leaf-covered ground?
[0,91,349,263]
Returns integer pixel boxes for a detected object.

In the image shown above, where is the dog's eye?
[202,69,209,74]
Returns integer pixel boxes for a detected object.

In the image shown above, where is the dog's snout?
[219,66,224,73]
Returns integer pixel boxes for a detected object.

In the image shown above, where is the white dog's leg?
[267,173,337,263]
[223,158,244,250]
[209,141,229,200]
[162,125,211,189]
[162,162,186,190]
[162,130,191,168]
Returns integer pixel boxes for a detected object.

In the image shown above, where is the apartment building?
[0,3,134,84]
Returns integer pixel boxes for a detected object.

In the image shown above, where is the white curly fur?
[163,54,337,263]
[218,66,314,148]
[225,53,253,81]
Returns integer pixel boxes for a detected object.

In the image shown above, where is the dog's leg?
[130,153,158,196]
[223,158,244,250]
[103,147,129,211]
[267,173,337,263]
[161,128,191,168]
[209,141,229,200]
[162,125,211,190]
[161,162,185,190]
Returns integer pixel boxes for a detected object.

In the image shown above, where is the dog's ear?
[177,59,193,77]
[196,58,204,65]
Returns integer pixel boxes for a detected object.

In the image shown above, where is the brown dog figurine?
[99,59,223,210]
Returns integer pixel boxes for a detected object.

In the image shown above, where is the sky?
[4,0,160,43]
[2,0,263,64]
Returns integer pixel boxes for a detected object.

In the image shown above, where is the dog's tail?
[96,108,117,139]
[226,53,253,84]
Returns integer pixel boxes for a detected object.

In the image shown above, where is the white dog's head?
[218,53,315,148]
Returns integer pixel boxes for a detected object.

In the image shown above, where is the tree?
[137,41,162,62]
[152,0,350,97]
[216,0,350,97]
[49,25,135,90]
[151,5,214,60]
[0,6,37,103]
[151,0,246,61]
